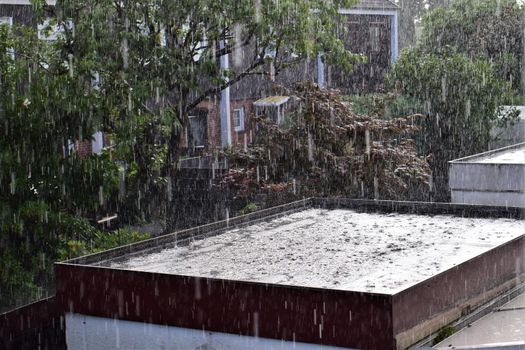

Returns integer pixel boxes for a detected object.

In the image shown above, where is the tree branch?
[186,58,266,111]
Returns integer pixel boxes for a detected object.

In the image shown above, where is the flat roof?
[450,143,525,165]
[477,147,525,164]
[435,292,525,348]
[102,208,523,294]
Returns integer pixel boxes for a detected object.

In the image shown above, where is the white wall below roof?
[65,313,352,350]
[449,150,525,207]
[451,190,525,208]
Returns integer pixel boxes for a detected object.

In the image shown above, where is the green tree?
[396,0,427,49]
[1,0,362,308]
[53,0,361,229]
[419,0,524,95]
[0,19,121,309]
[388,50,513,200]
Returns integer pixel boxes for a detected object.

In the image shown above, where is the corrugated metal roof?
[352,0,400,10]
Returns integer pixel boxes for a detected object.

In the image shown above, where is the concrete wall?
[449,162,525,207]
[0,297,66,350]
[449,143,525,208]
[65,313,352,350]
[449,163,525,207]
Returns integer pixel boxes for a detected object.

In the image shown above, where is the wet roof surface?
[103,209,523,294]
[477,147,525,164]
[435,292,525,348]
[452,143,525,165]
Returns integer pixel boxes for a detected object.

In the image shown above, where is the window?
[233,108,245,132]
[369,26,380,52]
[0,17,13,27]
[188,112,208,148]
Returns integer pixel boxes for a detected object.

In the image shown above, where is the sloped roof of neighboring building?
[352,0,400,10]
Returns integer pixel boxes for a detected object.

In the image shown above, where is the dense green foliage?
[0,21,151,310]
[51,0,362,228]
[396,0,452,49]
[389,51,514,200]
[387,0,521,201]
[419,0,523,95]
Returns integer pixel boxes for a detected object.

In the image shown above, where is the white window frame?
[0,16,13,26]
[188,115,206,148]
[338,8,399,63]
[233,107,245,132]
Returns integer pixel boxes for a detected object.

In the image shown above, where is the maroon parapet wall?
[55,264,394,349]
[392,235,525,349]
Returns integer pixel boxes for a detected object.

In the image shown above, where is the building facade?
[193,0,400,151]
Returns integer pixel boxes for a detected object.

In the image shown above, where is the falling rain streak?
[0,0,523,349]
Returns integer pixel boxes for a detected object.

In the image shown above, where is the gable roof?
[352,0,400,10]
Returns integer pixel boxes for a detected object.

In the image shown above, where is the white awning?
[254,96,290,107]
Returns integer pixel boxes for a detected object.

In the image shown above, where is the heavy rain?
[0,0,524,349]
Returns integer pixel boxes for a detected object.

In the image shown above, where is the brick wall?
[194,96,221,149]
[195,97,256,150]
[230,99,255,148]
[76,140,92,158]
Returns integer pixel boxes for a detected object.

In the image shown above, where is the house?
[0,0,58,39]
[191,0,400,152]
